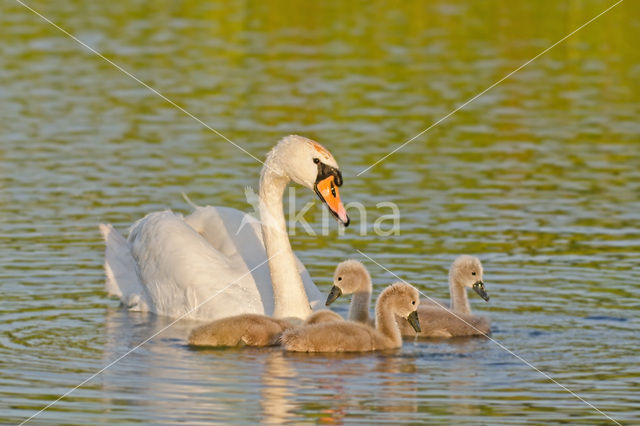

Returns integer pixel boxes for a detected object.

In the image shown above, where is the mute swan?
[397,255,491,337]
[325,259,373,326]
[100,135,350,322]
[281,282,421,352]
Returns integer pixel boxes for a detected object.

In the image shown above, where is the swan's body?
[100,135,349,322]
[325,259,374,326]
[397,255,491,337]
[281,282,421,353]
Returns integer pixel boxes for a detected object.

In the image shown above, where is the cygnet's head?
[325,259,371,306]
[377,282,421,332]
[449,255,489,301]
[264,135,349,225]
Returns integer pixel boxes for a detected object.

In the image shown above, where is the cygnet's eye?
[412,300,416,305]
[313,158,320,164]
[337,277,342,281]
[471,271,476,276]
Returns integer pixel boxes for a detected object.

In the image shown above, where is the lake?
[1,0,639,424]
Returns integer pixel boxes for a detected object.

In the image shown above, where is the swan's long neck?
[449,277,472,315]
[348,291,371,323]
[259,168,312,319]
[375,294,402,347]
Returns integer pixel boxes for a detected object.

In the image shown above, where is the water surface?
[1,0,639,424]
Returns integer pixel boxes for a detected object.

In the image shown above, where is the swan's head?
[325,259,372,306]
[378,282,421,333]
[265,135,349,226]
[450,255,489,301]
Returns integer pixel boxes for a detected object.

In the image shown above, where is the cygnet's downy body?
[397,255,491,338]
[281,282,421,353]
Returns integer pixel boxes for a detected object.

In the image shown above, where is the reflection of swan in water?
[372,355,419,415]
[101,308,238,421]
[397,255,491,338]
[101,307,426,423]
[266,351,420,423]
[434,337,490,418]
[100,135,350,322]
[260,350,297,424]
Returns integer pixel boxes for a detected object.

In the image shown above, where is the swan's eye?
[313,158,320,164]
[471,271,476,276]
[337,277,342,281]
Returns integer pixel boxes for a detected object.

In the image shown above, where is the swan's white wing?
[185,206,322,313]
[99,223,150,311]
[184,206,275,315]
[102,207,323,321]
[128,210,265,321]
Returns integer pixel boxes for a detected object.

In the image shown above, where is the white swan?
[100,135,350,321]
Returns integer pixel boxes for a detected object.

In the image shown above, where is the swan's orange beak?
[314,175,349,226]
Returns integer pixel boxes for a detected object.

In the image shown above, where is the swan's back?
[185,206,323,311]
[101,206,323,321]
[128,210,256,319]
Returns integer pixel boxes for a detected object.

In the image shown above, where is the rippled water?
[2,0,640,424]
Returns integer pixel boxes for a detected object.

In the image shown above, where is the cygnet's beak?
[407,310,421,333]
[314,163,349,226]
[325,285,343,306]
[472,281,490,301]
